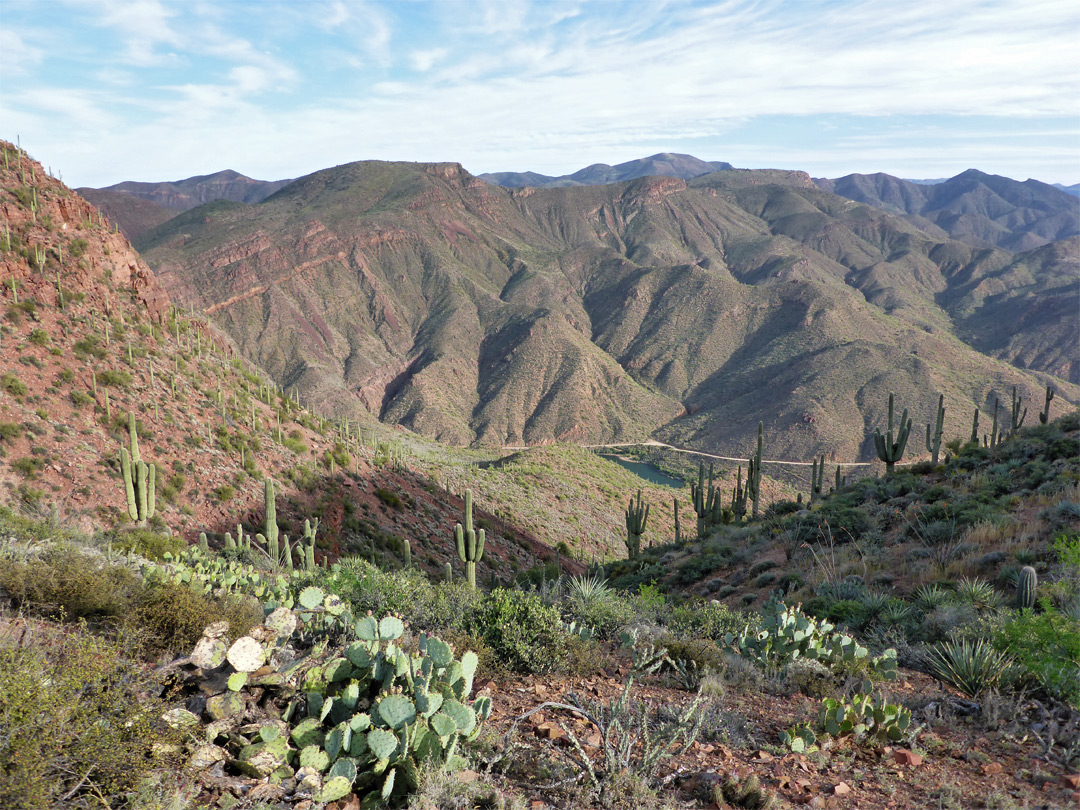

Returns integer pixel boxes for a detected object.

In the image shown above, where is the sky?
[1,0,1079,188]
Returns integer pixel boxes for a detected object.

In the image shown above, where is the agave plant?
[879,602,914,627]
[954,577,1004,611]
[858,590,892,623]
[924,639,1016,698]
[912,583,952,612]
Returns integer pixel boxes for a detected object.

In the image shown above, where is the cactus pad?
[227,672,249,691]
[425,637,454,668]
[323,593,347,616]
[191,636,227,670]
[355,615,378,641]
[290,717,325,749]
[299,744,331,772]
[264,606,297,638]
[298,585,325,609]
[378,695,417,730]
[367,727,398,761]
[226,636,265,672]
[378,615,404,640]
[315,775,353,803]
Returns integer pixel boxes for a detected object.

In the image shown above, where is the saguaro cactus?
[1008,386,1026,437]
[810,454,825,503]
[874,393,911,474]
[690,461,722,537]
[970,407,980,444]
[673,498,681,546]
[985,398,1000,448]
[454,489,485,589]
[1039,385,1054,425]
[731,466,747,520]
[747,422,764,518]
[625,489,649,559]
[925,393,945,465]
[1016,566,1037,610]
[119,411,155,524]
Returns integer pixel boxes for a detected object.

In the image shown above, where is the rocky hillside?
[815,169,1079,252]
[0,141,567,577]
[134,158,1076,462]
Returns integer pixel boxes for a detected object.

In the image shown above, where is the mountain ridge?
[134,158,1077,462]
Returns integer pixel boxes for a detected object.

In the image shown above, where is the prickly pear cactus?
[168,601,491,807]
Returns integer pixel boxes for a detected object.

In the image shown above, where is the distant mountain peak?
[479,153,735,189]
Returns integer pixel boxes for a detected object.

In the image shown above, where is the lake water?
[600,454,684,489]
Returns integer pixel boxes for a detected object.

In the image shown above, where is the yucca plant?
[924,639,1016,698]
[954,577,1004,612]
[913,583,952,612]
[566,573,614,610]
[859,590,891,623]
[879,602,914,627]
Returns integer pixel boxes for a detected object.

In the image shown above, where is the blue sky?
[2,0,1078,187]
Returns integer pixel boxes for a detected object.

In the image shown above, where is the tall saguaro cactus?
[120,411,155,524]
[746,422,764,518]
[925,393,945,465]
[673,498,681,546]
[1039,385,1054,425]
[455,489,485,589]
[1008,386,1026,437]
[810,454,825,503]
[874,393,911,474]
[690,461,722,537]
[625,489,649,559]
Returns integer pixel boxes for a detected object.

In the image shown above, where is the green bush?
[0,628,178,809]
[374,487,403,509]
[1,371,27,397]
[469,588,569,674]
[73,334,107,358]
[97,369,132,388]
[666,599,745,640]
[134,580,261,654]
[69,389,93,406]
[110,528,185,560]
[995,608,1080,707]
[0,421,24,442]
[27,328,49,347]
[0,546,142,621]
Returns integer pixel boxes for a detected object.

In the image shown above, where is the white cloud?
[0,29,43,75]
[7,0,1080,185]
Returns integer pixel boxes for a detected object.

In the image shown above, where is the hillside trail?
[502,438,882,468]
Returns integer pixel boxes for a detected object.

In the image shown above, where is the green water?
[601,454,684,489]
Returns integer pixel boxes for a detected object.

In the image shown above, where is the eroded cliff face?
[1,141,169,321]
[138,157,1078,459]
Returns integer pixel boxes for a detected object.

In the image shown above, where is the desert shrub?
[468,588,569,674]
[134,580,261,654]
[110,528,185,560]
[73,334,107,358]
[213,484,235,502]
[27,327,48,346]
[0,546,142,621]
[0,371,27,396]
[0,421,23,442]
[69,388,93,406]
[374,487,403,509]
[995,608,1080,707]
[10,455,44,479]
[0,627,178,809]
[666,599,745,640]
[97,369,131,388]
[564,585,638,640]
